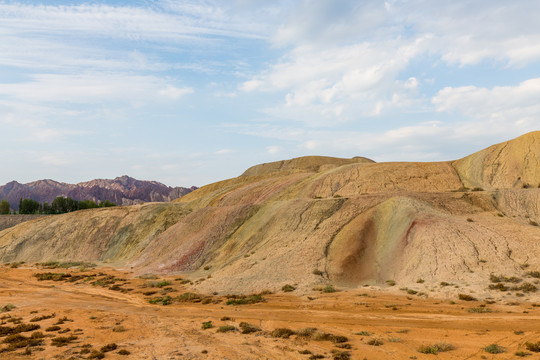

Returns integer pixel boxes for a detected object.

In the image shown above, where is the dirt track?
[0,265,539,359]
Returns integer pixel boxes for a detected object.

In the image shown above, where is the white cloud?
[0,73,192,104]
[266,145,281,155]
[214,149,235,155]
[432,78,540,132]
[159,85,194,100]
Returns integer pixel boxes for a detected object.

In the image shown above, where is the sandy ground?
[0,265,539,360]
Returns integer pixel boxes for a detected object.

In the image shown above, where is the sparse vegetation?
[458,293,476,301]
[217,325,236,333]
[468,307,492,313]
[101,343,118,352]
[282,284,296,292]
[490,274,522,283]
[484,344,505,354]
[322,285,336,293]
[239,322,260,334]
[271,328,295,338]
[418,343,455,354]
[225,294,265,305]
[385,280,396,286]
[148,296,172,305]
[201,321,213,330]
[0,304,15,313]
[312,269,323,276]
[367,338,384,346]
[525,341,540,352]
[51,335,77,347]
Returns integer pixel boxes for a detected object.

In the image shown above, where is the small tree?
[0,199,10,215]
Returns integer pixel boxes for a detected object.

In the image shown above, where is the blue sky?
[1,0,539,187]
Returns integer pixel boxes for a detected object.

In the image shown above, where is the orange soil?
[0,266,539,360]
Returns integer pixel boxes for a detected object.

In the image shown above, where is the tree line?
[0,197,116,215]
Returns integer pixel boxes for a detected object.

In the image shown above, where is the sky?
[1,0,539,187]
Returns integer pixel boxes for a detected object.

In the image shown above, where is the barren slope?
[0,132,539,299]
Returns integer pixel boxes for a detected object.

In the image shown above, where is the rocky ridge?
[0,175,196,210]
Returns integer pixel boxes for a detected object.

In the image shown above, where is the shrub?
[201,321,213,330]
[513,283,537,293]
[458,294,476,301]
[0,323,40,336]
[282,284,296,292]
[468,307,492,313]
[418,343,455,354]
[354,331,371,336]
[118,349,131,355]
[322,285,336,293]
[385,280,396,286]
[225,294,264,305]
[216,325,236,333]
[490,274,522,283]
[239,322,260,334]
[331,350,351,360]
[367,338,383,346]
[484,344,505,354]
[101,343,118,352]
[87,350,105,359]
[0,304,15,313]
[271,328,295,338]
[525,341,540,352]
[148,296,172,305]
[156,281,171,288]
[176,292,203,302]
[489,283,509,291]
[515,351,531,357]
[31,313,56,322]
[313,269,323,276]
[526,271,540,279]
[45,325,61,332]
[51,335,77,347]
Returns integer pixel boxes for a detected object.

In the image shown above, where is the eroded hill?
[1,132,539,298]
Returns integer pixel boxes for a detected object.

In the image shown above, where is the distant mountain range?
[0,176,197,210]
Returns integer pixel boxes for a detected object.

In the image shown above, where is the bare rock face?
[0,176,196,210]
[1,132,539,296]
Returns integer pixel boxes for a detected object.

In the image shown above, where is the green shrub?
[217,325,236,333]
[201,321,213,330]
[225,294,264,305]
[322,285,336,293]
[418,343,455,354]
[148,296,172,305]
[282,284,296,292]
[484,344,505,354]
